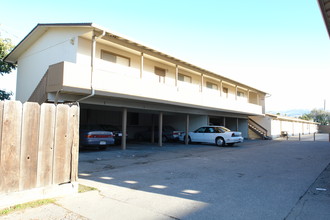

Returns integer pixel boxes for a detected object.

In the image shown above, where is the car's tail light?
[86,134,113,138]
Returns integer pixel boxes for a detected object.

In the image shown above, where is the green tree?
[300,109,330,125]
[0,37,16,100]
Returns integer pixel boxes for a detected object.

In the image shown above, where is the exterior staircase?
[248,118,270,140]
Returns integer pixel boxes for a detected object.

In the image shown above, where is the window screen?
[206,82,218,90]
[237,91,245,97]
[178,73,192,83]
[101,50,130,66]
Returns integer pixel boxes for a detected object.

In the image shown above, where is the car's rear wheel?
[215,137,225,147]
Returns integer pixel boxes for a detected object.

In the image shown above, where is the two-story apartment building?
[4,23,268,149]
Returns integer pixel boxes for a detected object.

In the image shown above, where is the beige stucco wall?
[14,26,266,117]
[250,115,318,139]
[76,37,264,109]
[249,115,272,133]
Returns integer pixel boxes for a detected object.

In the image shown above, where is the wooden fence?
[0,101,79,194]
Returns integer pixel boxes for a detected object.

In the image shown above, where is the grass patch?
[0,198,56,216]
[78,184,98,193]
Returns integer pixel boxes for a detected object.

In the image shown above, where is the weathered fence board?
[0,102,3,163]
[19,102,40,191]
[0,101,4,191]
[53,105,71,184]
[70,105,79,182]
[37,104,56,187]
[0,101,22,193]
[0,101,79,194]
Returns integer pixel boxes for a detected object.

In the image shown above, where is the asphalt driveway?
[74,140,330,220]
[2,140,330,220]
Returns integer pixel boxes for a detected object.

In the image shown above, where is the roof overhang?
[318,0,330,38]
[266,113,319,124]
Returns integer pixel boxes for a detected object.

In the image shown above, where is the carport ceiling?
[80,103,180,115]
[80,97,251,119]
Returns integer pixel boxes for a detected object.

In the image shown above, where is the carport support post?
[185,114,190,145]
[151,115,155,143]
[158,112,163,147]
[121,108,127,150]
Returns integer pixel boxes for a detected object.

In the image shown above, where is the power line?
[0,24,22,41]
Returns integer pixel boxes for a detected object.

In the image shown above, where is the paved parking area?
[2,140,330,220]
[76,140,330,219]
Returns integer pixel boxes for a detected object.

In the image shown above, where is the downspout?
[76,29,105,103]
[54,89,63,105]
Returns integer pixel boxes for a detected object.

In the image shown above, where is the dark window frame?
[154,66,166,83]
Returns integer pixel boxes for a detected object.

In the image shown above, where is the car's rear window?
[215,126,231,133]
[80,124,103,130]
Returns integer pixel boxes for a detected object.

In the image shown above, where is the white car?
[179,126,243,146]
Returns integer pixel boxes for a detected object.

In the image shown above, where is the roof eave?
[4,23,94,64]
[318,0,330,38]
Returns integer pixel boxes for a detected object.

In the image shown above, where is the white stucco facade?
[250,114,319,139]
[15,27,89,101]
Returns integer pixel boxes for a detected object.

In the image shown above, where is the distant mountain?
[267,109,310,118]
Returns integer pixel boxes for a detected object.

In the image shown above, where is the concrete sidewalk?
[1,140,330,220]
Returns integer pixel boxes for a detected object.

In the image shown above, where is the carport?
[209,116,248,138]
[80,103,198,149]
[79,96,251,150]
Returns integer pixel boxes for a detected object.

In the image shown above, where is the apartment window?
[206,82,218,90]
[178,73,192,83]
[101,50,130,66]
[237,91,245,97]
[223,87,229,98]
[154,67,166,83]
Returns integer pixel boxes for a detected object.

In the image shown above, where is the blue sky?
[1,0,330,112]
